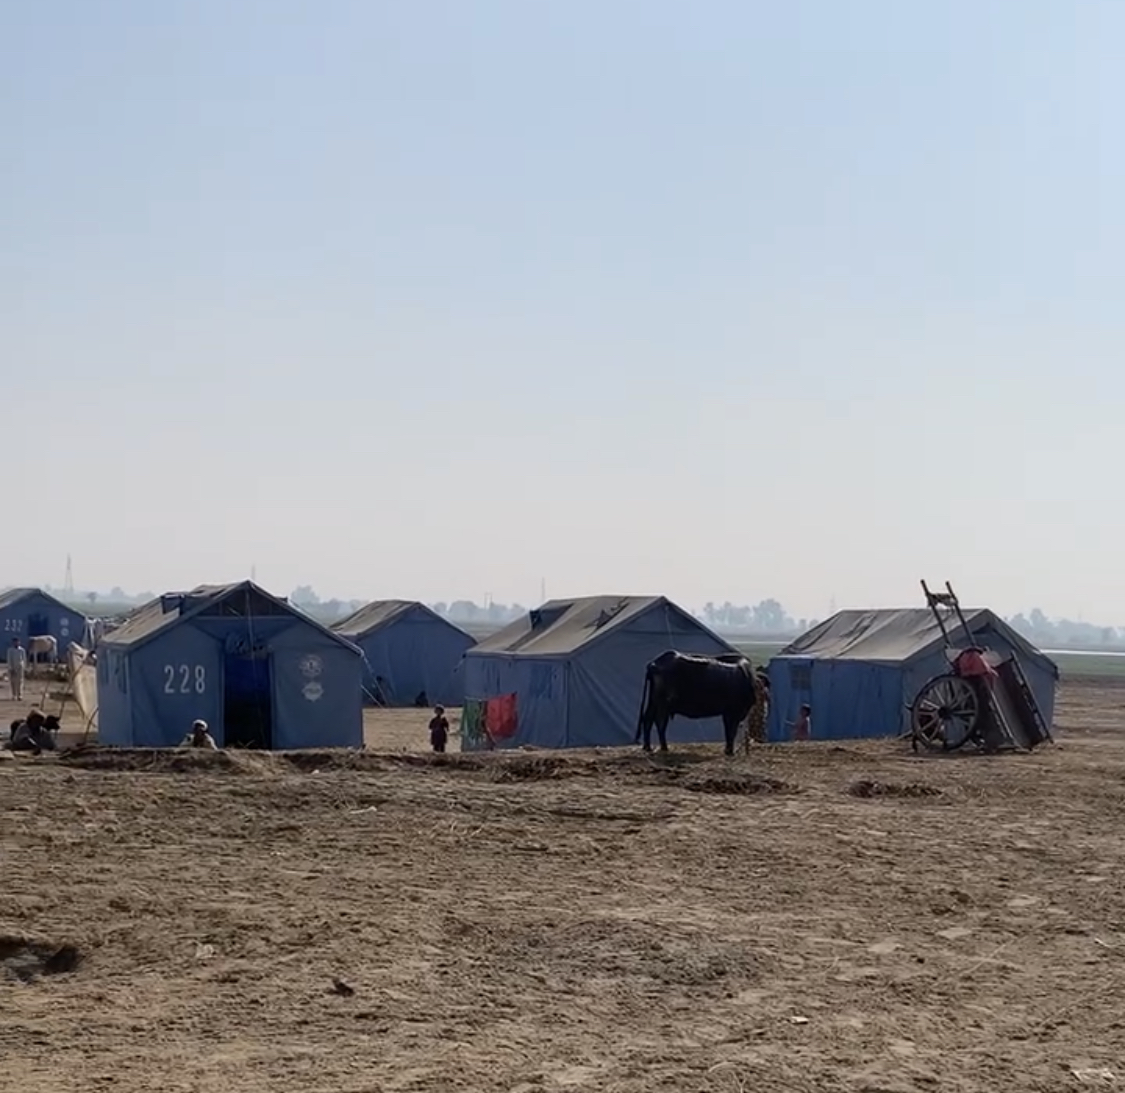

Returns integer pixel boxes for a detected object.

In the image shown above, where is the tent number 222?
[163,664,206,694]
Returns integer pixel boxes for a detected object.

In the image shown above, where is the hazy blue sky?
[4,1,1121,620]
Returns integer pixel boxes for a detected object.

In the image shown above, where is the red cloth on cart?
[955,649,997,683]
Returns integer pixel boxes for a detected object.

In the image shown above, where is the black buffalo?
[635,650,756,756]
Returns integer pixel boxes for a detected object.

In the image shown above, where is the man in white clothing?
[6,638,26,701]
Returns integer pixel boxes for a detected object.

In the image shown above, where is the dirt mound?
[848,779,942,799]
[52,746,807,799]
[447,914,774,992]
[275,750,380,773]
[376,752,490,772]
[59,747,408,775]
[58,746,267,774]
[0,937,81,983]
[55,746,578,779]
[680,772,793,795]
[633,762,794,795]
[55,746,628,783]
[486,755,583,782]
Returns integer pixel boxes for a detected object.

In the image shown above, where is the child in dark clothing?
[429,705,449,753]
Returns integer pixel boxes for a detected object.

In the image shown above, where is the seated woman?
[9,710,57,755]
[180,719,219,750]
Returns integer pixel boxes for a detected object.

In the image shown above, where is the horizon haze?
[5,2,1123,621]
[11,580,1125,648]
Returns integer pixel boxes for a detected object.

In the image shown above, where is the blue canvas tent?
[332,600,474,706]
[767,608,1058,742]
[461,595,740,749]
[97,581,363,749]
[0,587,87,651]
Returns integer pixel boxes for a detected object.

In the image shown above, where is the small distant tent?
[767,608,1058,742]
[0,587,87,651]
[332,600,475,707]
[461,595,741,749]
[97,581,363,749]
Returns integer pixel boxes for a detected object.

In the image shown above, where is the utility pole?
[64,554,74,595]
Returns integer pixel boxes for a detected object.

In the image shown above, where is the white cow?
[27,635,58,665]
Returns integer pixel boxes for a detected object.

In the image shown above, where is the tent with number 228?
[96,581,363,750]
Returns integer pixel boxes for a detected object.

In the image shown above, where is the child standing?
[429,705,450,753]
[790,703,812,742]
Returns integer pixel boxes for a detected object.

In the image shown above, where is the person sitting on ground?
[429,705,450,754]
[9,710,57,755]
[39,713,61,746]
[180,719,219,750]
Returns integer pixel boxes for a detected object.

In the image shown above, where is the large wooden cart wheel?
[911,674,980,751]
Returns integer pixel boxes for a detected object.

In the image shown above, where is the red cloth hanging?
[485,693,518,741]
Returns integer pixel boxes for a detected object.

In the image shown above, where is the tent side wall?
[113,618,363,750]
[767,656,903,741]
[766,657,803,741]
[96,645,135,746]
[269,624,363,749]
[461,653,568,749]
[1028,663,1057,733]
[0,592,87,650]
[128,625,224,748]
[356,610,474,707]
[567,605,738,747]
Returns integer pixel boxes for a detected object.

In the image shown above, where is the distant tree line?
[28,584,1125,649]
[287,587,531,626]
[698,600,813,636]
[290,588,811,635]
[1004,609,1122,650]
[288,585,368,622]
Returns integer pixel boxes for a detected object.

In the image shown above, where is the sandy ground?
[2,679,1124,1092]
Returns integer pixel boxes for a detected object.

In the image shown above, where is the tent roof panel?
[102,581,359,655]
[777,607,1056,673]
[469,595,736,658]
[0,586,82,616]
[332,600,471,641]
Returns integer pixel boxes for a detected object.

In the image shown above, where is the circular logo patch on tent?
[302,681,324,702]
[299,655,323,678]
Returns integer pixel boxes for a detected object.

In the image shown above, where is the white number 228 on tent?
[163,664,206,695]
